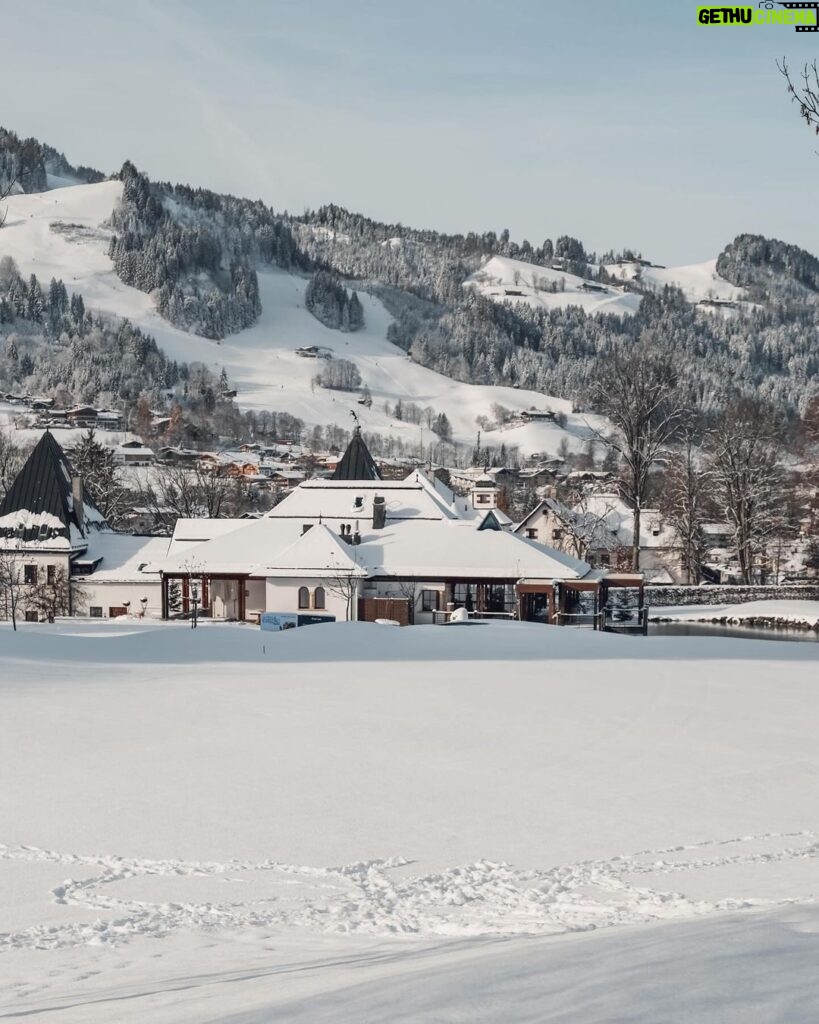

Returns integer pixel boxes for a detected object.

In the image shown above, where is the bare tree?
[660,422,711,585]
[0,550,23,629]
[777,58,819,136]
[324,553,362,622]
[588,340,686,570]
[394,578,419,624]
[181,557,205,628]
[139,462,248,524]
[704,400,786,585]
[24,565,75,622]
[0,428,31,501]
[549,493,620,563]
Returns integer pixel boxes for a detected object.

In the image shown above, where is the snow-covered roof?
[166,518,249,559]
[159,517,305,575]
[350,520,589,580]
[575,494,677,549]
[153,501,590,581]
[114,443,154,457]
[259,525,368,578]
[266,472,460,523]
[77,534,170,582]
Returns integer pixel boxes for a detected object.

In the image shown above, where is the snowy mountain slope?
[0,182,603,454]
[464,254,642,316]
[604,257,744,303]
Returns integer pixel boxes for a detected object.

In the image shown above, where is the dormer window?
[353,496,364,510]
[38,523,49,539]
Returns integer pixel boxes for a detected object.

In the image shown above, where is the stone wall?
[644,584,819,607]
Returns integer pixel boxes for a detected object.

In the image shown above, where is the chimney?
[71,475,85,532]
[372,495,386,530]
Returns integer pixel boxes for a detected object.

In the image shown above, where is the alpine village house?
[0,430,645,630]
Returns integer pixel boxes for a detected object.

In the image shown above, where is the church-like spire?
[332,425,381,481]
[0,432,103,543]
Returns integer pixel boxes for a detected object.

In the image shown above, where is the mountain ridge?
[1,128,818,456]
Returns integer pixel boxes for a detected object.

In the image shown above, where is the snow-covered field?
[2,620,819,1021]
[653,599,819,628]
[0,183,603,455]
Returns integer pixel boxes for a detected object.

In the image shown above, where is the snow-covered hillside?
[0,182,602,454]
[464,254,642,317]
[465,253,745,320]
[2,620,819,1022]
[604,257,744,304]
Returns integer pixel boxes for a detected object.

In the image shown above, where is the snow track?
[2,831,817,952]
[3,622,819,1020]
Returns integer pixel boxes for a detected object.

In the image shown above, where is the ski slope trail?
[1,182,602,453]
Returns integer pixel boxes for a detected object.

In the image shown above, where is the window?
[453,583,475,611]
[24,565,37,585]
[298,586,310,609]
[476,494,490,504]
[551,528,563,541]
[526,528,537,540]
[89,606,103,618]
[25,610,38,623]
[47,565,56,585]
[598,552,610,566]
[353,496,364,510]
[314,587,326,610]
[421,590,438,612]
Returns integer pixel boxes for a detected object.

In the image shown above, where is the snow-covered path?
[1,621,819,1020]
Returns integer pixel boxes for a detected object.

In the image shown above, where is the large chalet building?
[0,430,644,627]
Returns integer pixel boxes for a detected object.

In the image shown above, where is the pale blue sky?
[2,0,818,263]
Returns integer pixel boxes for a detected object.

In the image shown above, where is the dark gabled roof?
[0,431,99,543]
[332,427,381,481]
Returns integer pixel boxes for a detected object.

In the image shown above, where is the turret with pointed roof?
[0,432,106,549]
[332,426,381,481]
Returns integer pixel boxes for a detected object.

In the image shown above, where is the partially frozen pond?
[649,622,819,643]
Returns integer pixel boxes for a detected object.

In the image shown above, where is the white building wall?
[245,579,266,618]
[265,578,354,621]
[0,550,73,620]
[75,579,163,619]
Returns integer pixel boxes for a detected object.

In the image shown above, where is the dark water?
[648,622,819,644]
